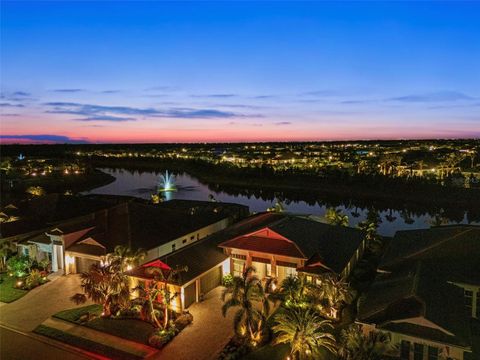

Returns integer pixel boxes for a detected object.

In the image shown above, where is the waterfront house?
[129,212,367,310]
[13,199,248,274]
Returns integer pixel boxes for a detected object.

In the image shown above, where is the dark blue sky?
[1,1,479,143]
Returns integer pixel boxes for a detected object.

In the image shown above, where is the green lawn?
[53,305,155,345]
[0,276,28,303]
[34,324,142,360]
[54,304,102,322]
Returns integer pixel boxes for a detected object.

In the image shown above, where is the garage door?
[184,282,196,309]
[200,266,222,295]
[75,257,98,273]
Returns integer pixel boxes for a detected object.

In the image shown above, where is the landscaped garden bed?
[43,246,194,353]
[0,255,51,303]
[219,262,394,360]
[54,304,157,345]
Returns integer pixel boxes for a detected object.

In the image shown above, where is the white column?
[51,245,58,272]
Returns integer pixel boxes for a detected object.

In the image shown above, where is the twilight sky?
[1,1,479,143]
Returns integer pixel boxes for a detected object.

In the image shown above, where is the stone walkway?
[42,317,158,358]
[154,286,234,360]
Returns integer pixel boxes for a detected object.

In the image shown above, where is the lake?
[85,168,473,236]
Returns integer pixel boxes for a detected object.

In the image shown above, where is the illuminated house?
[358,225,480,360]
[15,200,248,274]
[219,214,366,283]
[129,212,367,310]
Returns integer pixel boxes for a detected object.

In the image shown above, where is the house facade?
[129,212,367,311]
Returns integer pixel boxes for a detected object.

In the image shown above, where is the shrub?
[148,325,178,349]
[7,255,33,277]
[118,307,140,319]
[222,274,234,288]
[38,259,51,272]
[174,312,193,331]
[218,337,250,360]
[25,269,45,289]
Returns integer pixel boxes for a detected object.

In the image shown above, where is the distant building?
[357,225,480,360]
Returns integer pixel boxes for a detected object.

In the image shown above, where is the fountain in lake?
[158,170,177,192]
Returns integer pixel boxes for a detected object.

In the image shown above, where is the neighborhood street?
[0,325,93,360]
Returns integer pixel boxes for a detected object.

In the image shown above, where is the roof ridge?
[404,228,474,262]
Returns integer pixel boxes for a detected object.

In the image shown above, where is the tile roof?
[381,225,480,271]
[66,243,106,257]
[219,227,306,259]
[141,212,365,286]
[220,214,365,274]
[358,261,472,348]
[138,212,283,286]
[270,216,365,274]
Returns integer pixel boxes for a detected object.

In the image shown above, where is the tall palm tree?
[325,208,349,227]
[338,324,392,360]
[106,245,147,272]
[70,259,130,317]
[146,265,188,328]
[222,266,270,343]
[272,307,337,360]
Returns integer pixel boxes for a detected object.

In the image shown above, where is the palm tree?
[338,324,392,360]
[146,265,188,328]
[325,208,349,227]
[222,266,270,343]
[0,239,13,272]
[314,276,355,320]
[268,275,311,307]
[106,245,147,272]
[272,307,337,360]
[70,259,130,317]
[358,221,383,255]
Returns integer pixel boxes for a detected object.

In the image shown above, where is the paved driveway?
[0,274,89,332]
[155,286,234,360]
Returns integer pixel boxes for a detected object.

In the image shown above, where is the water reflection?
[84,168,478,236]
